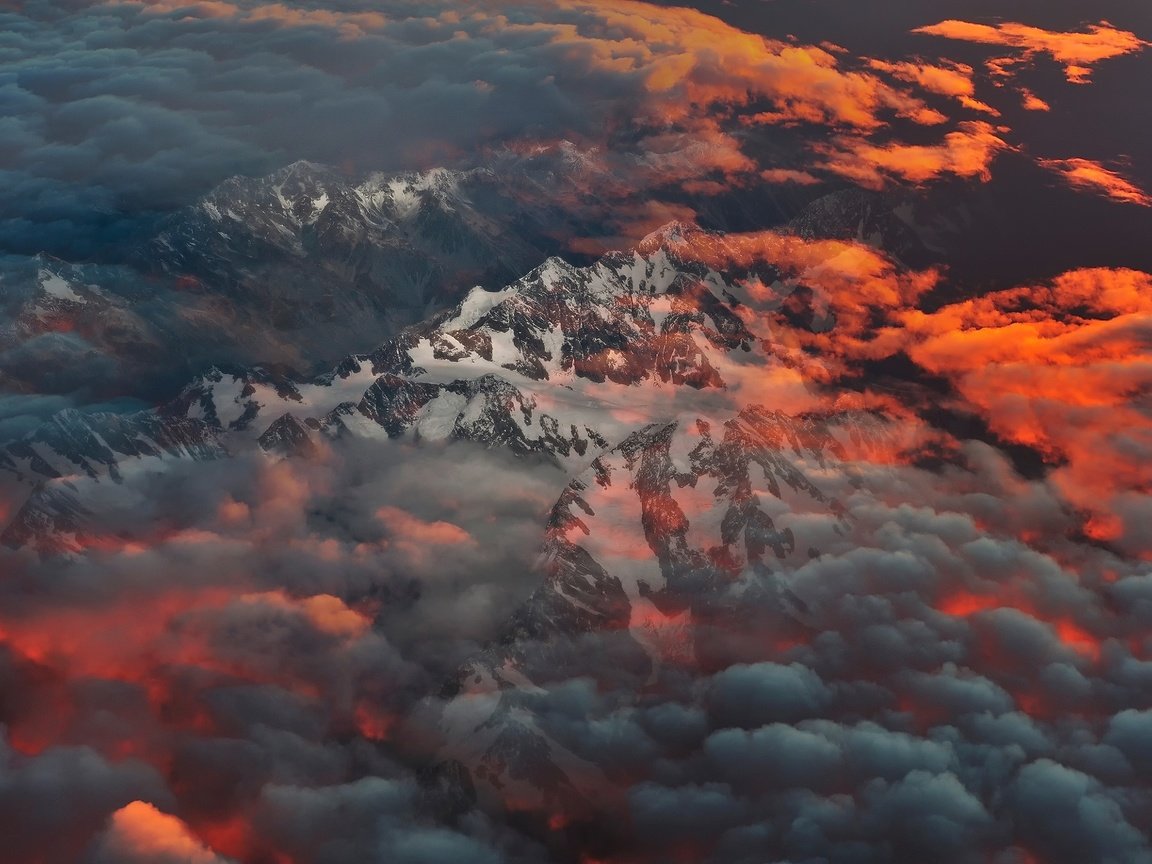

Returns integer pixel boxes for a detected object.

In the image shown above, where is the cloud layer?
[9,0,1141,260]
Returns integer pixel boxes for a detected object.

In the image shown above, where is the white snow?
[37,271,83,303]
[441,286,516,331]
[206,375,249,429]
[413,391,467,441]
[487,329,521,368]
[385,178,421,219]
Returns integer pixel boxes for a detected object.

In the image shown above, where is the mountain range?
[0,161,941,823]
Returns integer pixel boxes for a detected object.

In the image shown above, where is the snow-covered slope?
[1,221,812,552]
[0,409,227,554]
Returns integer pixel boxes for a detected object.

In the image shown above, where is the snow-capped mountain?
[143,160,554,333]
[0,409,227,554]
[1,221,845,554]
[0,148,612,407]
[0,255,160,397]
[1,153,980,419]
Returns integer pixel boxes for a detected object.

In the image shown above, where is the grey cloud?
[704,724,842,791]
[1008,759,1152,864]
[707,662,832,728]
[0,738,171,864]
[900,668,1015,717]
[254,777,539,864]
[629,782,750,845]
[383,828,507,864]
[861,770,993,863]
[1104,709,1152,771]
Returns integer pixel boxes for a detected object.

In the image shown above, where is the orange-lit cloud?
[125,0,946,133]
[1019,88,1051,111]
[91,802,233,864]
[376,504,476,567]
[641,226,936,318]
[0,584,384,756]
[1038,158,1152,206]
[376,506,474,546]
[868,59,998,114]
[113,0,1019,214]
[653,231,1152,558]
[760,168,822,185]
[816,121,1010,188]
[887,267,1152,555]
[535,1,947,130]
[914,19,1149,84]
[936,590,1101,663]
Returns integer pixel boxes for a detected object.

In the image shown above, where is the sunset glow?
[2,1,1150,862]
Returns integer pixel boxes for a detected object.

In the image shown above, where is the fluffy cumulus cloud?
[87,801,235,864]
[0,438,567,863]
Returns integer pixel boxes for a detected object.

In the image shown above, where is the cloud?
[759,167,822,185]
[1019,88,1051,111]
[0,435,566,861]
[887,267,1152,554]
[707,662,833,727]
[1039,158,1152,206]
[5,235,1152,864]
[1009,760,1152,863]
[914,19,1150,83]
[868,59,998,115]
[376,506,477,548]
[87,801,234,864]
[815,121,1011,188]
[0,735,170,864]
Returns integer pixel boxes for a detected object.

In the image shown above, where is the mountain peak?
[258,413,318,458]
[635,220,704,255]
